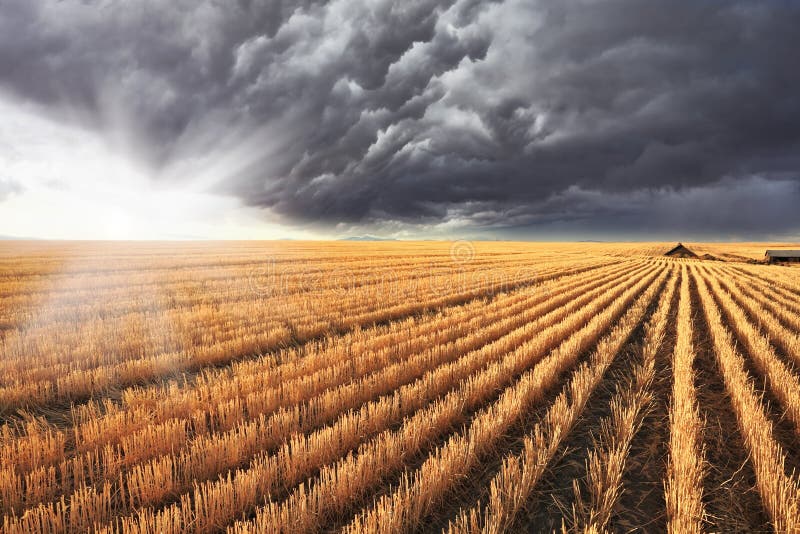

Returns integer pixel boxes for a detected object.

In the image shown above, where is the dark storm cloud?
[1,0,799,236]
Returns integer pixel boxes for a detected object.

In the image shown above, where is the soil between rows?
[688,273,771,533]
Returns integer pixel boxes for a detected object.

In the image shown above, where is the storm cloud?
[1,0,799,238]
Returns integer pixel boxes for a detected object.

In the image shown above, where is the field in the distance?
[1,241,800,533]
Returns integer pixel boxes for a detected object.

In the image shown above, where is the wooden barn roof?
[664,243,697,257]
[765,250,800,258]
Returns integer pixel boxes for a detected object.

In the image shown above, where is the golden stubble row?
[229,266,666,533]
[102,265,662,534]
[0,257,612,412]
[729,264,800,316]
[570,268,678,534]
[0,253,546,333]
[1,261,632,520]
[446,267,675,534]
[665,267,705,534]
[0,259,632,505]
[701,267,800,435]
[0,251,577,351]
[693,266,800,532]
[4,243,798,534]
[711,266,800,368]
[2,263,649,531]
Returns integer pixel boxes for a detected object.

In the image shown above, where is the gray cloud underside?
[1,0,799,236]
[0,178,22,201]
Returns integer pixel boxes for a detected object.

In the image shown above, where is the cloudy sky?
[0,0,799,240]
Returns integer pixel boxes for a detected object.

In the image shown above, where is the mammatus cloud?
[1,0,799,238]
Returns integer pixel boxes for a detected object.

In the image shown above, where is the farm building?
[765,250,800,263]
[664,243,697,258]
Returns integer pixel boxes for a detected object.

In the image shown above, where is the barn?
[664,243,697,258]
[765,250,800,263]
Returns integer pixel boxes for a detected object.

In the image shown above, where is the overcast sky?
[1,0,799,240]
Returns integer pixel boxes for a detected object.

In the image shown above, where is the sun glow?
[0,95,309,240]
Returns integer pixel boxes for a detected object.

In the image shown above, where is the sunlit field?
[2,241,800,533]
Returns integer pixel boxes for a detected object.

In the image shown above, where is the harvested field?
[1,241,799,533]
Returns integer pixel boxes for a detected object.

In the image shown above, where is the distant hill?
[339,235,398,241]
